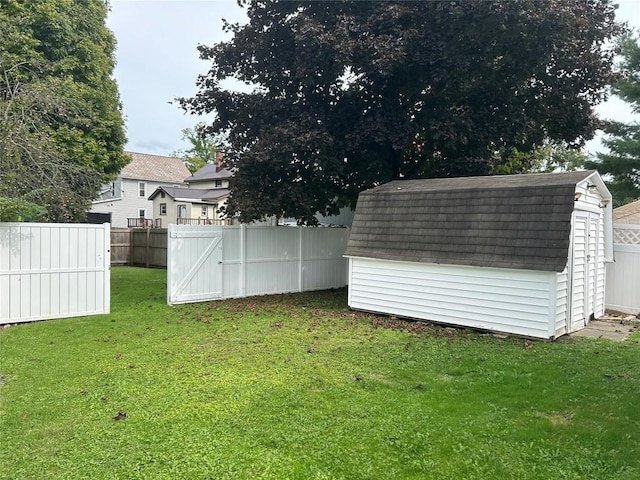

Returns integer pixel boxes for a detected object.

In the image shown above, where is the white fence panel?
[167,225,350,305]
[0,223,110,324]
[606,224,640,314]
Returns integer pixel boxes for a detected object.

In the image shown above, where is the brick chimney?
[215,151,225,167]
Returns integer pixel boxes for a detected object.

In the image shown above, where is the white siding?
[594,213,606,317]
[0,223,110,324]
[554,268,569,337]
[348,257,558,339]
[91,178,183,227]
[570,214,587,331]
[188,179,231,190]
[167,225,350,304]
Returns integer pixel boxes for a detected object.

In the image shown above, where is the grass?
[1,267,639,479]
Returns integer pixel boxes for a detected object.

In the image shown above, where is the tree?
[585,34,640,206]
[0,0,128,222]
[172,123,226,173]
[0,57,105,222]
[494,141,586,175]
[181,0,624,223]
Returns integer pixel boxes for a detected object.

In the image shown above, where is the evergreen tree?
[586,34,640,206]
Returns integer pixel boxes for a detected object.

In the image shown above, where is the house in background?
[90,152,190,228]
[184,162,233,190]
[148,186,231,228]
[148,161,234,227]
[613,199,640,225]
[345,170,613,340]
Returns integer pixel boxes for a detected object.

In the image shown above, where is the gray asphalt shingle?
[344,171,595,272]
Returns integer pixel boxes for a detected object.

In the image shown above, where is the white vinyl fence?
[0,223,111,324]
[605,224,640,315]
[167,225,350,305]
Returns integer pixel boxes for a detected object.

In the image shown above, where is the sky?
[107,0,640,158]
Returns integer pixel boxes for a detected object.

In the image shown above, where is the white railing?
[176,218,233,226]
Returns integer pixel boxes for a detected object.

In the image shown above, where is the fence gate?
[0,223,110,324]
[167,225,223,305]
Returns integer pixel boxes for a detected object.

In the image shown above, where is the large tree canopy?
[0,0,128,222]
[585,34,640,206]
[182,0,624,223]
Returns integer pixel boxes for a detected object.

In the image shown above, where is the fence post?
[128,229,133,266]
[145,228,151,268]
[298,227,304,292]
[167,225,173,305]
[240,224,246,297]
[103,223,111,314]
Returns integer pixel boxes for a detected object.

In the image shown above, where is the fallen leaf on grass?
[113,412,127,421]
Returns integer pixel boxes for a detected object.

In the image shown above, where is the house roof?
[344,170,597,272]
[121,152,190,183]
[613,199,640,224]
[148,186,230,203]
[184,163,233,183]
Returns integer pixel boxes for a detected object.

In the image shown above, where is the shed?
[344,171,613,339]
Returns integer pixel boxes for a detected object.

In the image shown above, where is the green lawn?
[1,267,639,480]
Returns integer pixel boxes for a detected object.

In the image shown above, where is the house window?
[139,182,146,197]
[160,191,165,198]
[215,180,222,188]
[160,203,167,216]
[139,209,146,219]
[202,206,208,217]
[177,205,187,218]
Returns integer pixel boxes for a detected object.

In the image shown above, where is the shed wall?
[554,268,569,337]
[348,257,558,339]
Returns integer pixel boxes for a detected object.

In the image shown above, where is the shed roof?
[121,152,190,183]
[344,170,596,272]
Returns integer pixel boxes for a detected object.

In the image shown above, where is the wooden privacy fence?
[167,225,350,305]
[0,223,110,324]
[110,228,167,268]
[605,224,640,314]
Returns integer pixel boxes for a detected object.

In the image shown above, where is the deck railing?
[127,218,162,228]
[176,218,234,226]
